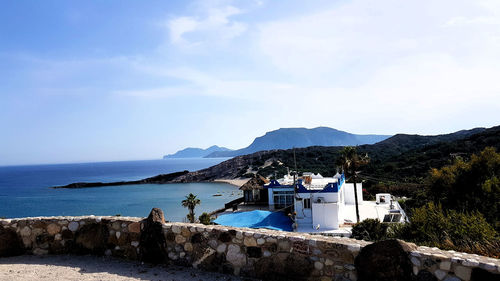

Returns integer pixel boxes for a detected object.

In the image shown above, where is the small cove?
[0,158,238,221]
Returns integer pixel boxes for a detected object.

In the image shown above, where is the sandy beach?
[213,178,250,188]
[0,255,255,281]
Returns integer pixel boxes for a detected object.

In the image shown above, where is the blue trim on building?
[264,174,345,193]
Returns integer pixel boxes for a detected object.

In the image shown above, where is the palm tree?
[181,193,201,223]
[337,146,370,223]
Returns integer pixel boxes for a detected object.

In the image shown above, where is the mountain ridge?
[170,125,497,183]
[204,127,391,158]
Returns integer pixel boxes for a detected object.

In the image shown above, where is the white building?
[264,172,406,235]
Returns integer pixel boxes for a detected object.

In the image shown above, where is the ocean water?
[0,158,241,221]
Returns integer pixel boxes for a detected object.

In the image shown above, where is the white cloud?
[166,2,247,47]
[256,0,500,82]
[168,17,199,44]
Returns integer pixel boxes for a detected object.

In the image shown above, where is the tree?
[428,147,500,230]
[337,146,370,223]
[181,193,201,223]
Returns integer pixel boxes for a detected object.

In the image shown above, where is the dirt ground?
[0,255,254,281]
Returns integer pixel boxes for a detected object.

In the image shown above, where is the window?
[303,198,311,209]
[273,190,294,209]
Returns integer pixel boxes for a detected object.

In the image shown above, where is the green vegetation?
[345,145,500,258]
[351,219,388,241]
[352,203,499,257]
[198,212,212,225]
[181,193,201,223]
[427,147,500,230]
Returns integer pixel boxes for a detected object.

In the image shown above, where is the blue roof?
[213,210,293,232]
[269,174,346,194]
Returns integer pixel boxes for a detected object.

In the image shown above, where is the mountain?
[170,125,497,183]
[205,127,391,157]
[163,145,232,159]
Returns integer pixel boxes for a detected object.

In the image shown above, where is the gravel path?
[0,255,253,281]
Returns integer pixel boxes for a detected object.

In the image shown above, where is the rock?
[440,261,451,271]
[314,261,324,270]
[184,242,193,252]
[181,227,190,237]
[0,226,24,257]
[111,222,121,230]
[139,208,167,263]
[148,208,165,224]
[455,265,472,280]
[20,226,31,237]
[172,225,181,234]
[278,241,291,251]
[73,223,109,255]
[226,244,246,267]
[355,239,416,281]
[216,243,227,253]
[244,237,257,247]
[128,222,140,233]
[434,270,446,280]
[68,221,79,232]
[175,235,186,244]
[47,224,61,235]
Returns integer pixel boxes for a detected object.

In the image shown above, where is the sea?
[0,158,239,222]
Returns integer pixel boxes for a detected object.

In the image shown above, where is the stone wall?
[0,214,499,281]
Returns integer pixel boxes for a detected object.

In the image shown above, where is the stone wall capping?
[480,262,497,272]
[410,251,422,257]
[462,258,479,267]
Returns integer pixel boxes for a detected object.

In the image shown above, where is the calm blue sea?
[0,158,239,222]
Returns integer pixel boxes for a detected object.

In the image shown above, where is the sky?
[1,0,500,165]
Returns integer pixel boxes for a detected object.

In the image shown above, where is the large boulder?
[0,225,24,257]
[355,239,416,281]
[139,208,167,263]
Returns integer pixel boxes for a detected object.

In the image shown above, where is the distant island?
[163,127,391,158]
[163,145,231,159]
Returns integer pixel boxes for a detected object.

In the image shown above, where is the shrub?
[198,212,212,225]
[351,218,389,241]
[388,202,499,257]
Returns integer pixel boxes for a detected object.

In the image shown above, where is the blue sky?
[1,0,500,165]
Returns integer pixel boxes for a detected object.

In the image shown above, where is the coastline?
[213,178,250,188]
